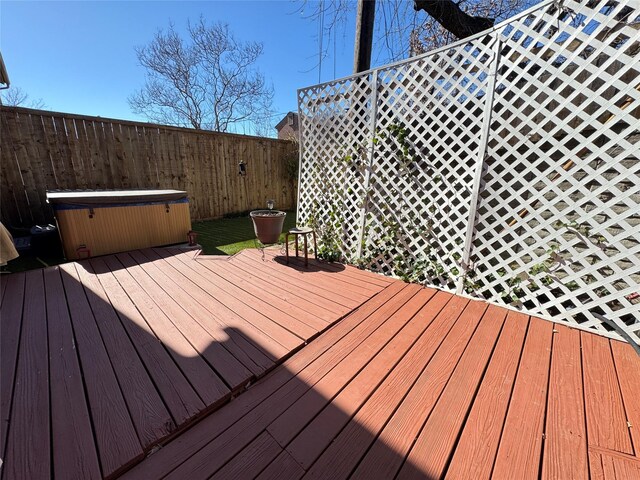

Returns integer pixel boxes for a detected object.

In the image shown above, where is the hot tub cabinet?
[47,190,192,260]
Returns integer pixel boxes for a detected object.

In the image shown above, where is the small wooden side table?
[285,227,317,267]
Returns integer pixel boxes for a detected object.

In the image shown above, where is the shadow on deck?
[1,248,639,479]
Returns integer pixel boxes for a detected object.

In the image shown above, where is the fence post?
[355,71,379,259]
[457,36,502,294]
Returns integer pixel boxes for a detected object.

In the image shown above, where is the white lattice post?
[457,36,502,294]
[355,71,379,259]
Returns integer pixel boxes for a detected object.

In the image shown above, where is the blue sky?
[1,0,360,133]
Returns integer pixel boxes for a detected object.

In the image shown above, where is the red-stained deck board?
[171,249,328,334]
[138,251,275,374]
[541,324,589,480]
[119,282,409,479]
[123,249,281,373]
[75,260,175,448]
[127,251,272,376]
[139,283,417,480]
[491,317,554,479]
[581,331,634,455]
[111,252,247,394]
[209,432,283,480]
[59,262,144,478]
[306,299,486,480]
[89,257,203,425]
[610,340,640,455]
[0,272,25,461]
[398,304,507,480]
[229,252,348,316]
[445,311,529,480]
[589,448,640,480]
[45,267,101,480]
[152,248,314,345]
[258,251,377,300]
[187,250,329,332]
[255,450,305,480]
[2,270,50,480]
[203,254,337,327]
[279,290,452,470]
[268,288,440,451]
[234,251,365,308]
[263,250,386,296]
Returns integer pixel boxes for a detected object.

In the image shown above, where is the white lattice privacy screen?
[297,0,640,345]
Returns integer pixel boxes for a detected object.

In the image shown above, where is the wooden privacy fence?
[0,106,297,227]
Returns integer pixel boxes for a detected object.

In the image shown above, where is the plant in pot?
[250,200,286,244]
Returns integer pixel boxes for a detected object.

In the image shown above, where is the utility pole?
[353,0,376,73]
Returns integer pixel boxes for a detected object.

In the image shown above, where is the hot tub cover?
[46,189,188,207]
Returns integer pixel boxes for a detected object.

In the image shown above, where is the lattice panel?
[361,40,495,289]
[471,0,640,341]
[298,75,376,259]
[297,0,640,345]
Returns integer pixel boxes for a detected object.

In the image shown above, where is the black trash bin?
[30,224,62,257]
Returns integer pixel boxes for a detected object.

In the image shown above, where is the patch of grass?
[193,210,297,256]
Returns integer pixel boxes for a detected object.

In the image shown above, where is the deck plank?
[45,267,102,480]
[199,253,330,332]
[581,331,633,454]
[129,283,415,480]
[276,290,450,468]
[89,257,203,425]
[0,272,25,462]
[202,255,337,326]
[225,252,347,316]
[262,249,388,293]
[397,304,506,480]
[209,432,283,480]
[258,250,380,298]
[125,250,279,374]
[444,311,529,480]
[104,254,232,403]
[234,251,365,308]
[75,260,175,448]
[306,299,486,480]
[59,262,144,478]
[255,450,305,480]
[153,248,312,345]
[610,340,640,456]
[541,324,589,480]
[2,270,50,480]
[491,317,554,479]
[184,251,329,333]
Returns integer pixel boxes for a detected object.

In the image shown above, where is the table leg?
[295,234,299,258]
[304,233,308,267]
[285,232,290,264]
[313,231,318,260]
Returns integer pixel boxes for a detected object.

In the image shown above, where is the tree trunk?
[414,0,494,39]
[353,0,376,73]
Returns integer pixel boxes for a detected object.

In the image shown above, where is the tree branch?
[413,0,494,40]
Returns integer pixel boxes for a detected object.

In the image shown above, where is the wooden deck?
[118,282,640,480]
[1,250,639,479]
[0,248,392,480]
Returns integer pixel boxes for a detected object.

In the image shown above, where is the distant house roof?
[275,112,298,132]
[0,52,10,87]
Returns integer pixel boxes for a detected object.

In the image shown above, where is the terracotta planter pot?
[250,210,286,244]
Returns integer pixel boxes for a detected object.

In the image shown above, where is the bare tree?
[130,18,274,133]
[0,87,46,109]
[299,0,534,64]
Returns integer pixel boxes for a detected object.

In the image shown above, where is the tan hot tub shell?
[47,190,192,260]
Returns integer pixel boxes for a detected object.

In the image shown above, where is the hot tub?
[46,190,192,260]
